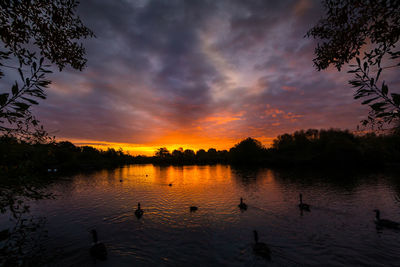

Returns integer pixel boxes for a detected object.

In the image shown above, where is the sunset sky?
[31,0,394,155]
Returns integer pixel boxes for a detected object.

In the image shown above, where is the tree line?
[2,128,399,175]
[153,129,400,167]
[0,136,137,175]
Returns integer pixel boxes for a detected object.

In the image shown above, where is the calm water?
[7,165,400,266]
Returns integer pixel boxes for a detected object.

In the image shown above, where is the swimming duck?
[90,230,107,261]
[238,198,247,210]
[190,206,198,212]
[374,209,400,229]
[298,193,310,211]
[135,202,144,218]
[253,230,271,259]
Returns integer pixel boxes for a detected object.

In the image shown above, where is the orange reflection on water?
[91,165,286,218]
[27,164,400,266]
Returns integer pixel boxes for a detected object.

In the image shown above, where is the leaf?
[356,57,361,66]
[382,83,388,96]
[0,93,8,106]
[349,80,362,87]
[21,97,38,105]
[18,68,24,80]
[376,112,392,118]
[376,68,382,82]
[14,102,30,111]
[392,93,400,106]
[12,83,18,96]
[38,80,50,87]
[370,102,386,111]
[362,97,379,105]
[11,111,24,118]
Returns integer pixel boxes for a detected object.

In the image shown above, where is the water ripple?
[6,164,400,266]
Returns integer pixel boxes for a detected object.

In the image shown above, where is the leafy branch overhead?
[306,0,400,128]
[0,1,93,265]
[0,0,94,139]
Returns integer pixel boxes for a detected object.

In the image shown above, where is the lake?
[10,164,400,266]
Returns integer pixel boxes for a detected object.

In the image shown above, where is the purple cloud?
[30,0,391,152]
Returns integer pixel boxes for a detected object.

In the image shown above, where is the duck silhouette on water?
[135,202,144,218]
[374,209,400,229]
[298,193,310,211]
[253,230,271,260]
[90,230,107,261]
[190,206,198,212]
[238,198,247,210]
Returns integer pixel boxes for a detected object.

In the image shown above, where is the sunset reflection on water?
[20,164,400,266]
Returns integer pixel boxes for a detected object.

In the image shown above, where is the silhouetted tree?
[229,137,266,164]
[307,0,400,129]
[196,149,207,163]
[270,128,394,166]
[155,147,170,159]
[272,133,294,151]
[218,149,229,163]
[183,149,195,163]
[171,147,184,163]
[207,148,218,163]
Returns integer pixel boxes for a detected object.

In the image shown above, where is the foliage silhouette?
[270,128,400,167]
[0,136,139,175]
[0,0,94,139]
[2,129,400,172]
[229,137,266,164]
[307,0,400,129]
[149,129,400,167]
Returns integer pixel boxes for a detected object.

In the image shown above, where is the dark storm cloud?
[33,0,376,147]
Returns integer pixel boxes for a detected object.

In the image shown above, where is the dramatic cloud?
[33,0,384,154]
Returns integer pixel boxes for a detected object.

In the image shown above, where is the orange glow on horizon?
[62,134,275,156]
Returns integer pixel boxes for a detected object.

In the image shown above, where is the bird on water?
[374,209,400,229]
[253,230,271,260]
[90,229,107,261]
[135,202,144,218]
[298,193,310,211]
[190,206,198,212]
[238,198,247,210]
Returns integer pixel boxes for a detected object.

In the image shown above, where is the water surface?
[10,165,400,266]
